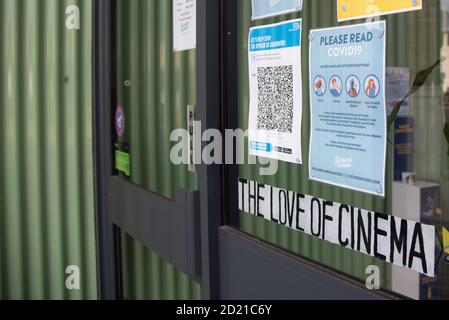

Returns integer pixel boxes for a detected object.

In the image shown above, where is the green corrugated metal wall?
[238,0,445,290]
[0,0,97,299]
[115,0,200,300]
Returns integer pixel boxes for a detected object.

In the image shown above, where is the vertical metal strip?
[222,0,240,228]
[93,0,123,300]
[197,0,223,300]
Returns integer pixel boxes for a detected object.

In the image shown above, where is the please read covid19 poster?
[309,21,387,196]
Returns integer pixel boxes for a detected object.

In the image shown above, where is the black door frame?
[196,0,223,300]
[93,0,123,300]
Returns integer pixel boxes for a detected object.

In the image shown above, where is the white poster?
[248,19,303,164]
[173,0,196,52]
[239,179,436,277]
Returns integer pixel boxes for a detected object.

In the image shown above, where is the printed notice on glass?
[248,19,303,164]
[173,0,196,52]
[309,21,387,196]
[337,0,422,22]
[252,0,303,20]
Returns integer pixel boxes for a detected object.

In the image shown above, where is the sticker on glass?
[115,105,126,138]
[239,179,436,277]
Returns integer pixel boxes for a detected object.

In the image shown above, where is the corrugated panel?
[115,0,200,300]
[121,234,200,300]
[237,0,444,290]
[0,0,97,299]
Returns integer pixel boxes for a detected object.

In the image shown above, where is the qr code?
[257,65,294,133]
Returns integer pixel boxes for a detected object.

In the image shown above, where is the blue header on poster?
[249,20,301,52]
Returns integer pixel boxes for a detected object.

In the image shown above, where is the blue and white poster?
[252,0,303,21]
[309,21,387,196]
[248,19,303,164]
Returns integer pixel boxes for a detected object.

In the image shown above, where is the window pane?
[236,0,449,299]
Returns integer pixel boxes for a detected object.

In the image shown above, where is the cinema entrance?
[95,0,449,300]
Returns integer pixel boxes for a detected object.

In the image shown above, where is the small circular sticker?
[115,105,126,137]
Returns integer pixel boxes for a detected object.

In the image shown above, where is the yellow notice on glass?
[443,227,449,255]
[337,0,422,22]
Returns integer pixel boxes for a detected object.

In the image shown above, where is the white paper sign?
[239,178,436,277]
[173,0,196,52]
[248,19,303,164]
